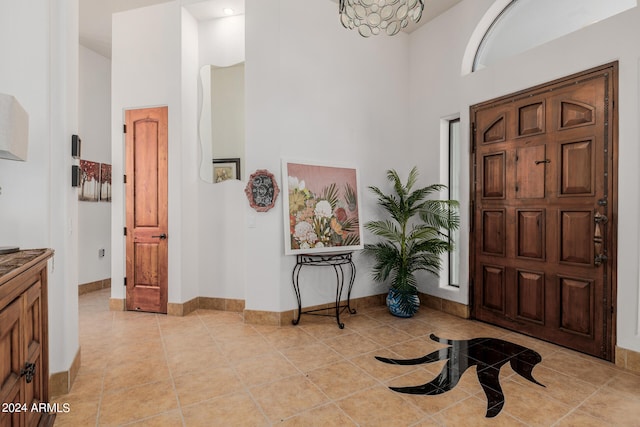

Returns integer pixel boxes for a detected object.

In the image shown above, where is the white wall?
[196,12,246,300]
[78,45,111,285]
[199,14,245,67]
[0,2,52,249]
[111,2,185,303]
[0,0,80,374]
[112,0,412,310]
[181,8,201,303]
[409,0,640,352]
[243,0,412,312]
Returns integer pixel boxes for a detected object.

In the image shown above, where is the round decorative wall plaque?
[244,169,280,212]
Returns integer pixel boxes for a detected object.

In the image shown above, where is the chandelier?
[339,0,424,38]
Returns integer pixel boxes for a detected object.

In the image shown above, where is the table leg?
[345,260,357,315]
[291,262,303,325]
[333,264,345,329]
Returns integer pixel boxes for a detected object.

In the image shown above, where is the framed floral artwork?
[282,160,363,255]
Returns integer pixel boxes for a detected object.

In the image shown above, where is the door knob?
[152,233,167,240]
[594,254,608,266]
[594,212,608,224]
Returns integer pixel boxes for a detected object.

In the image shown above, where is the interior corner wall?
[196,14,247,301]
[0,0,80,374]
[198,14,245,67]
[243,0,413,312]
[49,0,81,374]
[408,0,640,353]
[0,1,51,248]
[78,45,112,286]
[180,8,200,303]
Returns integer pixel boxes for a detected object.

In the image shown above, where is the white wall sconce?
[0,93,29,161]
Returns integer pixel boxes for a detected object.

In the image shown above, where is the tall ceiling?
[79,0,462,58]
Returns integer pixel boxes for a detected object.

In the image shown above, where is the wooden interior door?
[125,107,168,314]
[471,63,617,360]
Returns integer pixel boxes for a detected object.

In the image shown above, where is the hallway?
[52,289,640,426]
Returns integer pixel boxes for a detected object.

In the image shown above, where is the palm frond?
[344,183,358,212]
[342,233,360,246]
[320,183,340,209]
[365,220,401,243]
[391,270,417,294]
[419,198,460,231]
[340,217,359,233]
[368,185,404,223]
[363,242,401,282]
[386,169,406,202]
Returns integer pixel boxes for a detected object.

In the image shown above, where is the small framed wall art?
[212,158,241,183]
[244,169,279,212]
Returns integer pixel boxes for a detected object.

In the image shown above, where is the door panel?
[559,276,593,336]
[560,140,593,195]
[0,298,22,427]
[126,107,168,314]
[482,210,505,256]
[516,270,544,324]
[24,282,43,427]
[482,152,506,198]
[516,145,546,199]
[471,63,617,360]
[518,102,544,136]
[559,211,592,264]
[516,210,545,259]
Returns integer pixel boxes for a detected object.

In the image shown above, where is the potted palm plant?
[364,167,459,317]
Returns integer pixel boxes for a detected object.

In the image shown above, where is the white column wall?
[181,8,201,303]
[111,2,185,303]
[196,13,247,301]
[78,45,111,286]
[0,0,80,374]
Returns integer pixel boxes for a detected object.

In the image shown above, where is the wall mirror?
[199,62,245,183]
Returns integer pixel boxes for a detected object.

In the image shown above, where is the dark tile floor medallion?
[376,334,544,417]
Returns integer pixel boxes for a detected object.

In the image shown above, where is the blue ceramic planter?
[386,288,420,318]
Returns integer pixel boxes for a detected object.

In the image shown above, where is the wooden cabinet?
[0,249,54,427]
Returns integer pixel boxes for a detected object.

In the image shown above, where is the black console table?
[291,251,356,329]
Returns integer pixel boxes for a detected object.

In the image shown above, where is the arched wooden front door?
[470,63,617,360]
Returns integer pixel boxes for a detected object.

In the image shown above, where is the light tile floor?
[53,289,640,426]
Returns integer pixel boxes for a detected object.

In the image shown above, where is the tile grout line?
[155,312,186,426]
[198,310,273,425]
[92,307,115,426]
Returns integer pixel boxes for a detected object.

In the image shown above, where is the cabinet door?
[0,298,23,427]
[23,281,43,427]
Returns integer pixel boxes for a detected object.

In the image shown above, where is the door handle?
[152,233,167,240]
[20,362,36,384]
[594,212,606,266]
